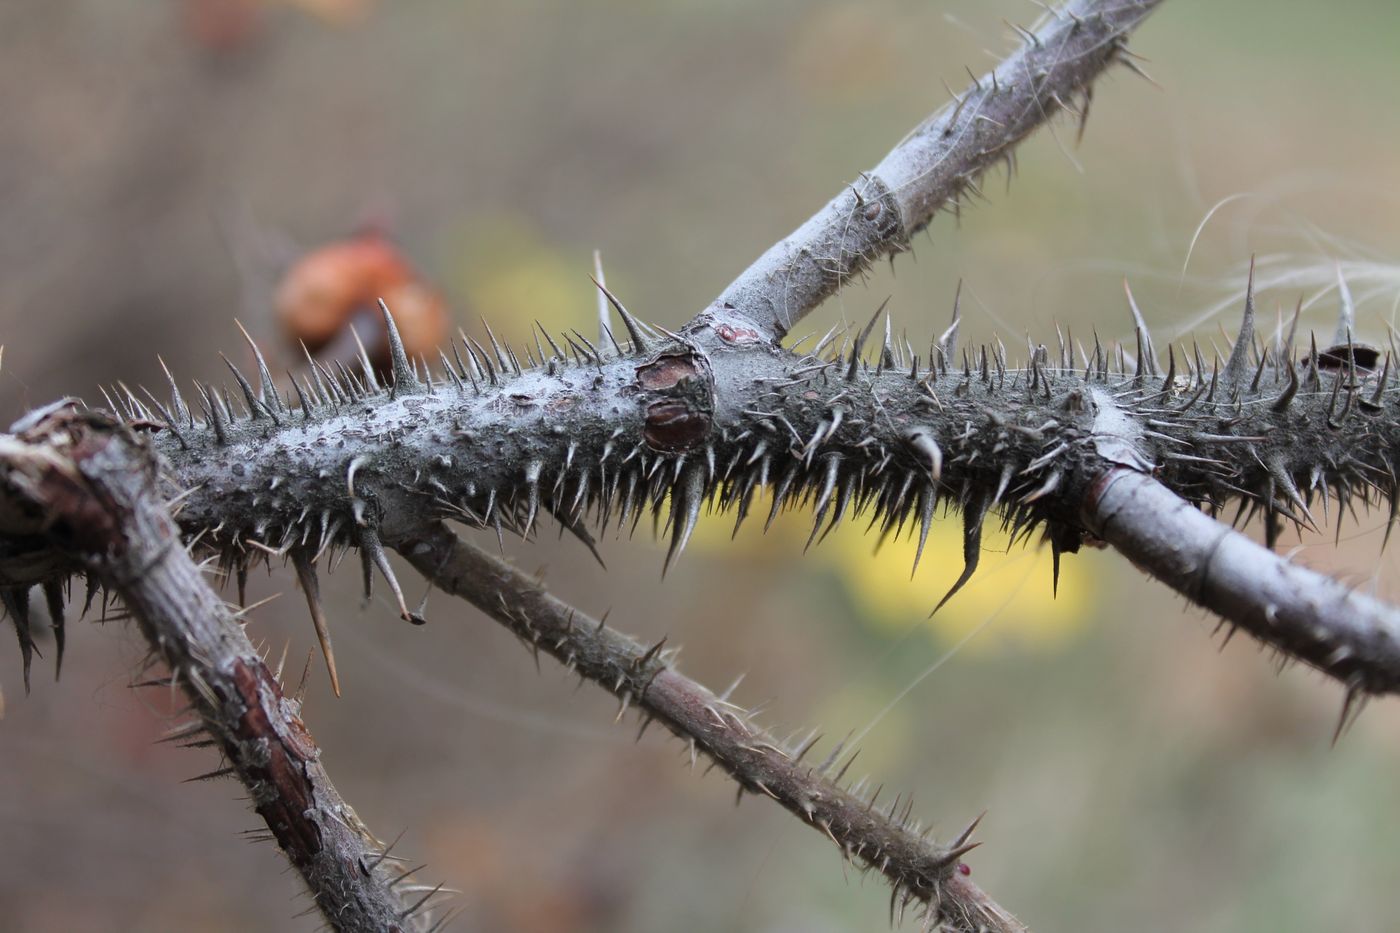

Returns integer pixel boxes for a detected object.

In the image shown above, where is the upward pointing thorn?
[378,299,423,395]
[220,354,274,423]
[157,356,189,425]
[234,320,285,413]
[1283,294,1303,362]
[349,324,381,392]
[1221,256,1257,393]
[1333,262,1356,347]
[481,317,510,371]
[590,275,650,355]
[881,312,895,370]
[198,383,229,444]
[937,280,963,369]
[1122,279,1159,377]
[846,297,891,382]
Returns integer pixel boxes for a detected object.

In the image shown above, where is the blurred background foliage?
[2,1,1400,930]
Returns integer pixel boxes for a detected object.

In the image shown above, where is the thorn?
[137,385,188,447]
[1249,346,1270,393]
[590,273,655,355]
[41,580,64,681]
[546,503,608,570]
[1075,83,1094,144]
[1272,359,1299,411]
[932,497,987,614]
[570,329,605,369]
[524,460,542,533]
[804,455,842,552]
[1156,344,1178,399]
[663,464,705,576]
[535,322,566,362]
[184,765,238,783]
[437,349,464,393]
[221,353,275,423]
[234,320,285,413]
[197,384,229,445]
[379,299,423,395]
[912,484,936,577]
[952,810,986,849]
[292,550,341,697]
[1366,352,1391,411]
[348,324,381,393]
[1123,279,1159,376]
[846,298,891,382]
[937,281,962,369]
[289,374,315,420]
[359,526,426,625]
[1221,256,1257,393]
[157,356,190,424]
[481,317,511,371]
[904,427,943,484]
[1332,686,1368,746]
[464,336,498,386]
[935,841,983,870]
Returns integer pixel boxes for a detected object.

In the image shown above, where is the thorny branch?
[389,520,1026,932]
[13,0,1400,929]
[1085,469,1400,717]
[0,410,448,933]
[707,0,1166,342]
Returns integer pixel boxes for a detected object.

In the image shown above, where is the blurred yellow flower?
[691,489,1094,651]
[446,214,595,351]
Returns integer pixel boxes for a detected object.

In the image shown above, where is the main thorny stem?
[13,0,1400,930]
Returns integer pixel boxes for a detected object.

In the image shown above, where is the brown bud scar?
[1308,344,1381,372]
[643,400,710,452]
[637,352,702,391]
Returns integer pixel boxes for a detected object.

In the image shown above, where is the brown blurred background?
[3,1,1400,930]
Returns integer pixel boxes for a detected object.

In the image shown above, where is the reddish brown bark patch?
[637,351,713,452]
[644,400,710,452]
[714,322,763,345]
[230,658,323,863]
[637,352,702,391]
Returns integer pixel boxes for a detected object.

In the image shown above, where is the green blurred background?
[2,1,1399,930]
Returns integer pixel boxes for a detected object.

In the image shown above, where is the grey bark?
[15,0,1400,930]
[0,410,444,933]
[705,0,1165,342]
[389,520,1026,933]
[1084,467,1400,700]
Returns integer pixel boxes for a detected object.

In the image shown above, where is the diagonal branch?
[387,519,1026,933]
[1083,467,1400,708]
[0,409,446,933]
[701,0,1166,342]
